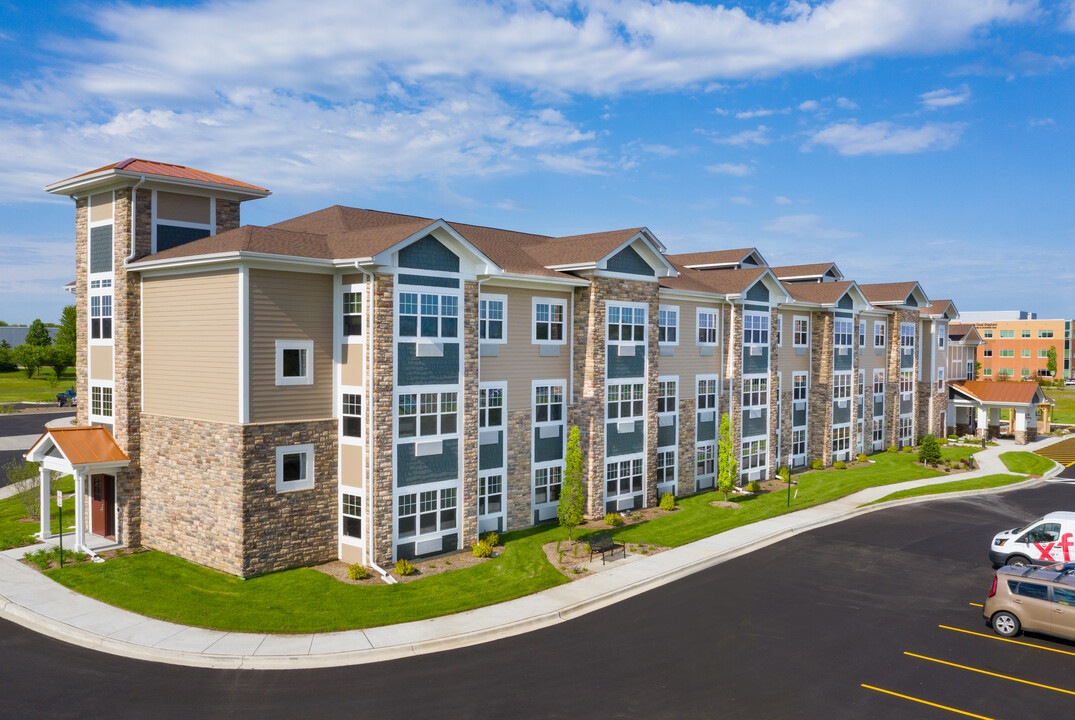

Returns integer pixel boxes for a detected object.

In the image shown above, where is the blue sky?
[1,0,1074,324]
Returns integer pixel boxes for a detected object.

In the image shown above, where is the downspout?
[124,176,147,264]
[356,262,394,584]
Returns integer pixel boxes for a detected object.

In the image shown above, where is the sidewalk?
[0,435,1067,670]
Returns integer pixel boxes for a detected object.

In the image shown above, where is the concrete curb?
[0,440,1069,669]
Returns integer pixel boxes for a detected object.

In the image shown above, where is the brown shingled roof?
[949,323,971,340]
[524,228,645,267]
[922,299,954,316]
[666,249,756,267]
[785,280,855,305]
[859,281,920,305]
[949,380,1045,406]
[54,158,269,193]
[770,263,839,279]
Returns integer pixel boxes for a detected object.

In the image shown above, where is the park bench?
[588,532,625,564]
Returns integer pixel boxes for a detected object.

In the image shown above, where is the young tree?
[2,459,40,519]
[558,425,586,542]
[54,305,76,351]
[12,344,44,379]
[24,319,52,347]
[1047,345,1057,377]
[717,413,738,501]
[974,361,982,380]
[918,434,942,465]
[0,338,13,370]
[45,345,74,381]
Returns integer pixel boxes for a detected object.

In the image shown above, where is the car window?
[1008,580,1050,601]
[1054,587,1075,606]
[1019,523,1061,544]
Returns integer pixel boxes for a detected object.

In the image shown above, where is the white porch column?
[73,470,86,553]
[38,468,51,540]
[1015,410,1028,432]
[976,406,989,427]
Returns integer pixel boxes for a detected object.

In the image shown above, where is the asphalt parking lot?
[0,409,74,471]
[1036,436,1075,480]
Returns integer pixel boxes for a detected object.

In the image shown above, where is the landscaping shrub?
[659,492,676,511]
[347,563,369,581]
[394,558,417,576]
[480,531,499,547]
[745,480,761,493]
[604,512,624,526]
[778,466,790,481]
[472,540,494,558]
[833,460,846,470]
[918,434,942,465]
[856,454,867,463]
[948,434,958,441]
[886,446,898,453]
[810,459,823,470]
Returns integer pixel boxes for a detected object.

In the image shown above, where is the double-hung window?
[793,316,809,347]
[397,488,457,539]
[341,494,362,539]
[479,295,506,342]
[534,384,564,424]
[858,321,866,349]
[533,298,566,343]
[399,291,458,339]
[742,439,766,470]
[776,316,783,347]
[900,369,914,395]
[90,384,113,419]
[872,418,884,445]
[936,368,945,390]
[534,466,562,505]
[834,319,853,349]
[900,323,916,352]
[937,324,946,349]
[792,429,806,458]
[874,321,886,348]
[608,382,645,420]
[606,458,643,500]
[342,287,363,339]
[832,427,850,456]
[89,280,113,341]
[743,377,767,409]
[656,450,675,485]
[873,369,885,397]
[608,304,646,343]
[479,387,504,428]
[792,373,807,405]
[398,391,458,438]
[743,312,769,346]
[856,370,865,401]
[478,475,503,516]
[696,444,715,477]
[697,378,717,410]
[899,416,913,446]
[697,310,719,345]
[657,380,677,414]
[658,306,678,345]
[341,390,362,441]
[833,372,852,402]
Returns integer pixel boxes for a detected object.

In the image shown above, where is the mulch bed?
[313,544,496,585]
[542,537,669,579]
[577,504,680,530]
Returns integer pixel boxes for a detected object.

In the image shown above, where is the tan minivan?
[984,562,1075,639]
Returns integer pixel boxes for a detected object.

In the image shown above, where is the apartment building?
[964,312,1072,381]
[32,158,978,577]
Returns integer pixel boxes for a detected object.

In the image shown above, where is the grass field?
[0,474,74,550]
[999,451,1057,476]
[1049,385,1075,424]
[46,447,975,633]
[0,369,77,404]
[869,474,1026,505]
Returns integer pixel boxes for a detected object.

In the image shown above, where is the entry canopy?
[25,426,130,474]
[948,380,1048,409]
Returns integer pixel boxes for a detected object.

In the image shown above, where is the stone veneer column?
[767,308,780,477]
[505,408,532,529]
[885,317,901,450]
[677,397,696,495]
[369,273,395,566]
[726,305,743,458]
[216,199,241,234]
[460,281,480,548]
[808,311,834,466]
[74,197,88,428]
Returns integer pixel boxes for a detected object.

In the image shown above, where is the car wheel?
[1007,555,1031,568]
[992,611,1021,637]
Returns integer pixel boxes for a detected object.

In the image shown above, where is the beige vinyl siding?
[89,345,113,380]
[340,344,365,385]
[249,269,333,422]
[775,309,809,374]
[654,298,722,378]
[157,191,210,224]
[479,285,571,411]
[142,270,239,422]
[89,192,112,222]
[340,442,364,487]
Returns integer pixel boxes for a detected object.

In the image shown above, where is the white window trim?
[275,340,314,386]
[777,314,784,348]
[532,296,568,345]
[532,460,565,511]
[605,454,646,505]
[696,308,720,347]
[658,304,680,347]
[695,373,720,415]
[339,385,365,447]
[88,286,114,347]
[874,320,886,348]
[606,300,648,346]
[741,374,769,410]
[793,315,810,348]
[341,283,364,344]
[792,371,809,407]
[657,375,678,417]
[479,382,507,430]
[339,485,364,547]
[397,287,462,342]
[742,310,770,347]
[88,380,115,425]
[276,444,315,492]
[532,379,567,429]
[606,379,647,422]
[395,385,461,442]
[478,293,508,345]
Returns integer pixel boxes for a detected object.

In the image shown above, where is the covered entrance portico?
[947,380,1050,446]
[25,427,129,553]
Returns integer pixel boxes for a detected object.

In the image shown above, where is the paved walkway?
[0,435,1067,670]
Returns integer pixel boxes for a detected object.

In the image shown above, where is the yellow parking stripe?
[905,652,1075,697]
[861,685,994,719]
[939,625,1075,657]
[968,602,984,607]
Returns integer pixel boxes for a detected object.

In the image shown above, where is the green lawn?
[1049,385,1075,424]
[0,369,76,404]
[999,451,1056,476]
[44,448,976,633]
[0,474,74,550]
[869,474,1026,505]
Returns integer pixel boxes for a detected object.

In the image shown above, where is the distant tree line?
[0,306,75,381]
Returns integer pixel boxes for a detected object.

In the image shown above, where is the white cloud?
[735,107,789,119]
[729,196,753,206]
[803,120,965,155]
[537,148,608,175]
[640,143,680,157]
[798,100,820,111]
[919,84,971,108]
[763,214,858,239]
[707,162,754,177]
[710,125,771,146]
[1028,117,1055,126]
[774,195,793,204]
[835,97,858,109]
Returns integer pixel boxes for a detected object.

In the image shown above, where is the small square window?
[276,340,314,386]
[276,444,314,492]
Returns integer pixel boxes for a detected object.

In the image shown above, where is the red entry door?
[90,475,115,540]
